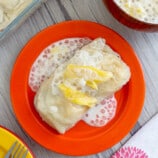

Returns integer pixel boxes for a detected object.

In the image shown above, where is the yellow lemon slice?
[86,80,98,90]
[64,64,113,89]
[58,84,97,107]
[64,64,112,81]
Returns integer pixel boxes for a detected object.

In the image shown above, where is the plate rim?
[0,125,34,158]
[10,20,145,156]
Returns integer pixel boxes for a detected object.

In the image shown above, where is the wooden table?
[1,0,158,157]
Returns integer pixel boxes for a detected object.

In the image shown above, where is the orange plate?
[10,20,145,156]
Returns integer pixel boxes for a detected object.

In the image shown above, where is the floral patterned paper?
[111,146,149,158]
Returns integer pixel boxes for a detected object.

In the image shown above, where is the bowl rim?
[104,0,158,26]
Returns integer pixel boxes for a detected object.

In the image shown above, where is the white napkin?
[111,114,158,158]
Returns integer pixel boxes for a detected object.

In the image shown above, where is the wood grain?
[1,0,158,157]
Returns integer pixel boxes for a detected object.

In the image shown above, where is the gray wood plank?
[1,0,158,157]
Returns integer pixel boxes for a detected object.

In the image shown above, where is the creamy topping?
[32,37,132,134]
[82,96,117,127]
[114,0,158,23]
[29,38,91,92]
[0,0,33,31]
